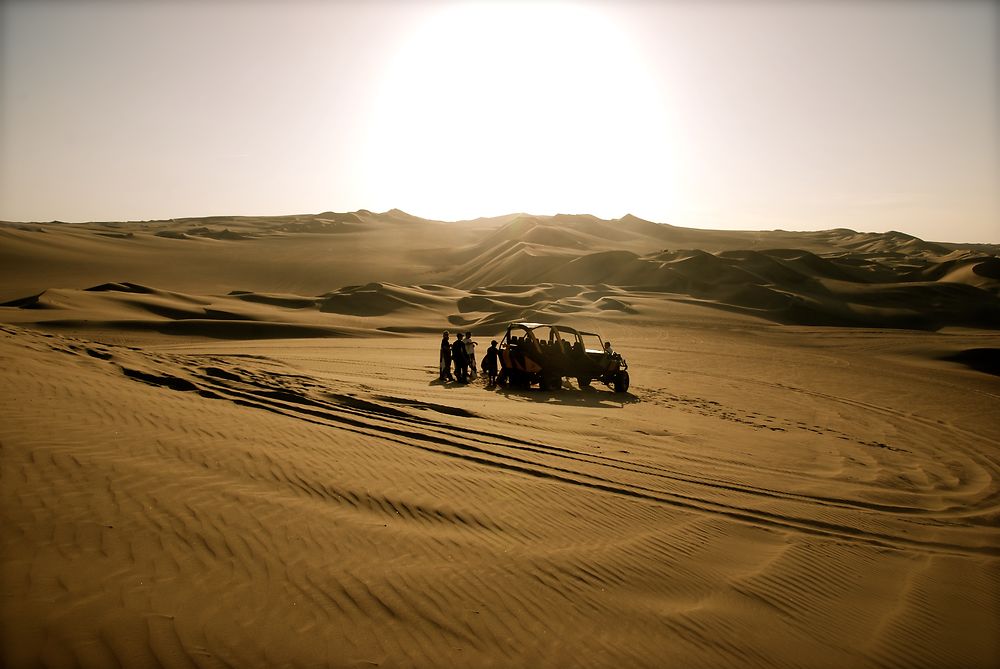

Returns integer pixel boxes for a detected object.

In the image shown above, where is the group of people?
[439,331,500,386]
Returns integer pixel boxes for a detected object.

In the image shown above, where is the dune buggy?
[497,322,630,393]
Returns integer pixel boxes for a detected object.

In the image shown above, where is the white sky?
[1,0,997,242]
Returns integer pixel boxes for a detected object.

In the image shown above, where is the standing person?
[464,332,478,380]
[481,339,500,386]
[439,331,454,381]
[451,334,468,382]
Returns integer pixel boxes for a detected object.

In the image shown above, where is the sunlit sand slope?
[2,324,998,668]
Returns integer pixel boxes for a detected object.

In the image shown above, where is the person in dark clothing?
[481,340,500,386]
[439,331,454,381]
[451,335,468,382]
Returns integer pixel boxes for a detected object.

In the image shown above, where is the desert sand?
[1,211,998,668]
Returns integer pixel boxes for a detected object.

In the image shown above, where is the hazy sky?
[1,0,997,242]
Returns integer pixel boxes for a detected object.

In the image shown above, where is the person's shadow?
[429,377,473,389]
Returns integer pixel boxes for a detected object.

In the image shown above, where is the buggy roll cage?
[500,322,606,354]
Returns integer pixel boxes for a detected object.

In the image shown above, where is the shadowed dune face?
[940,347,1000,375]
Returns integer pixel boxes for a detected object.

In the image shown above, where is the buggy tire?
[613,370,630,393]
[541,372,562,392]
[577,376,591,389]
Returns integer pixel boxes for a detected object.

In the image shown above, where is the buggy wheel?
[613,370,630,393]
[577,377,591,389]
[541,372,562,392]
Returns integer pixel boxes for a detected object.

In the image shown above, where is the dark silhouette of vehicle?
[497,322,630,392]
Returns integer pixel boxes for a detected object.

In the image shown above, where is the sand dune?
[0,212,489,303]
[3,211,997,330]
[2,320,998,668]
[1,210,998,668]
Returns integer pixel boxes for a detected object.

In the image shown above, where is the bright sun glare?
[362,2,674,221]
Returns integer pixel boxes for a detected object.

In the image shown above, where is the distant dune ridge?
[1,211,999,668]
[1,210,998,332]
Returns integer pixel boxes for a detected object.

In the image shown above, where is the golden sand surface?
[2,212,998,667]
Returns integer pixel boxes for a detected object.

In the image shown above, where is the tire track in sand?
[87,339,1000,558]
